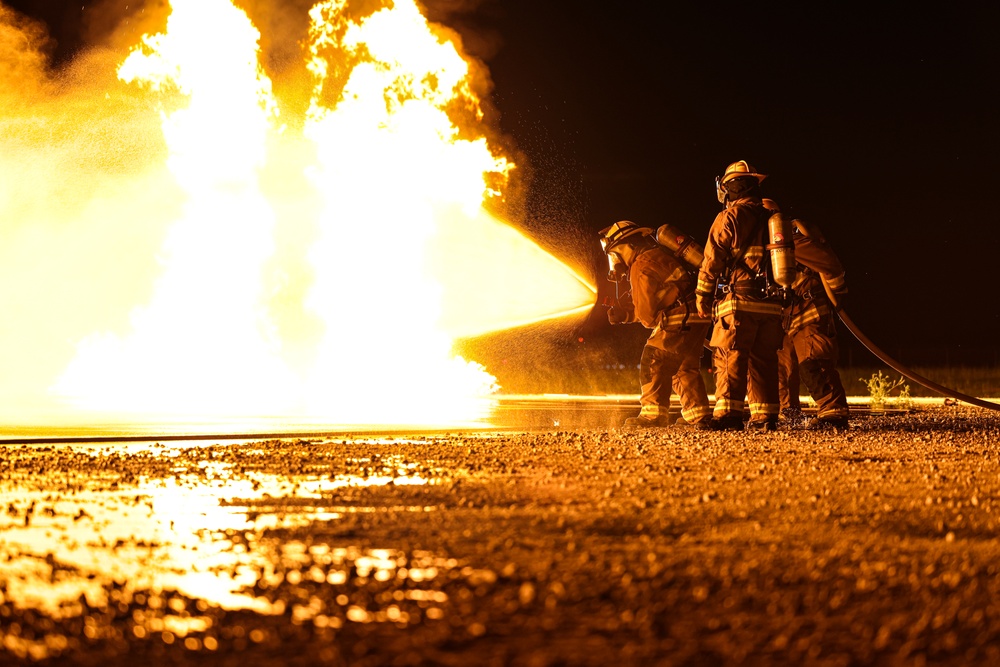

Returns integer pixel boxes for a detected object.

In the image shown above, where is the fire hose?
[820,279,1000,413]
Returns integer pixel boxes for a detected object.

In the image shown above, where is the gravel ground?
[2,404,1000,666]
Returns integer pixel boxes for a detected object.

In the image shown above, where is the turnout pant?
[710,310,784,422]
[778,339,802,411]
[638,322,712,424]
[782,319,849,420]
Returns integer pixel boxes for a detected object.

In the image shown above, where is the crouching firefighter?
[600,221,713,429]
[696,160,789,431]
[777,213,851,430]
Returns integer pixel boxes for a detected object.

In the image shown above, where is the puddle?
[0,440,481,661]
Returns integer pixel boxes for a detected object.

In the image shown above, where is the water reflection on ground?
[0,438,464,662]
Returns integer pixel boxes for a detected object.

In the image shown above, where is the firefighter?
[778,216,851,429]
[600,221,713,429]
[695,160,785,431]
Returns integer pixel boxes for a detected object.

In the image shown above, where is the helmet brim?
[600,223,653,252]
[603,227,653,252]
[721,172,767,185]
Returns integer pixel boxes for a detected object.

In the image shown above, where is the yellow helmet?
[599,221,654,282]
[598,220,653,253]
[720,160,767,185]
[716,160,767,203]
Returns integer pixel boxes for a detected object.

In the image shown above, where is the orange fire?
[0,0,595,426]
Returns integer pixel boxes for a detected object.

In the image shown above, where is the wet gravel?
[2,404,1000,666]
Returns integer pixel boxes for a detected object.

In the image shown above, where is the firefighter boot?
[709,415,745,431]
[674,417,713,431]
[804,416,849,431]
[746,417,778,432]
[624,414,673,428]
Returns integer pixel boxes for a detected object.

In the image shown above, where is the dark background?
[467,1,1000,368]
[6,0,999,371]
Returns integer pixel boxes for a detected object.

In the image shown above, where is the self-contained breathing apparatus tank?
[766,211,796,290]
[654,223,704,271]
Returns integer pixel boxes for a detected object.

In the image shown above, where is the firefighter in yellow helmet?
[775,213,851,430]
[600,220,713,429]
[695,161,785,431]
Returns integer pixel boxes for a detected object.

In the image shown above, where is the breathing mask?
[606,251,629,283]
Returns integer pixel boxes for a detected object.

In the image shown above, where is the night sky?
[470,2,1000,364]
[5,0,999,365]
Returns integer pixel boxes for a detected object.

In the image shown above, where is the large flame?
[1,0,596,426]
[54,0,296,418]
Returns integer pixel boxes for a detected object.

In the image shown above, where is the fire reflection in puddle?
[0,440,466,662]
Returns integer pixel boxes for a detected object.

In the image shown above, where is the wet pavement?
[2,403,1000,665]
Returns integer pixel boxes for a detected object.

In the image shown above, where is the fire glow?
[0,0,595,426]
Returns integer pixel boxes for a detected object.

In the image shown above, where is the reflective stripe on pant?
[710,311,783,420]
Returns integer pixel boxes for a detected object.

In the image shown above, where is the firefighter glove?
[696,293,713,318]
[607,305,630,325]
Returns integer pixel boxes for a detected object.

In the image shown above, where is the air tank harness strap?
[656,297,692,331]
[719,279,767,297]
[799,289,820,300]
[679,297,691,331]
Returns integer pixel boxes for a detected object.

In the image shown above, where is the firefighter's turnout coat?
[697,195,785,422]
[778,219,850,420]
[623,245,712,425]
